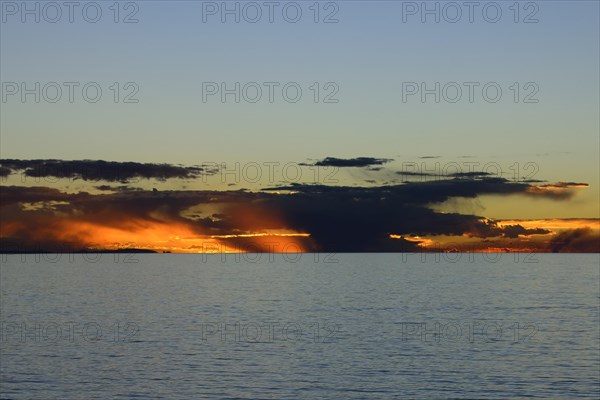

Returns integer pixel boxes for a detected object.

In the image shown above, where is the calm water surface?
[1,254,599,399]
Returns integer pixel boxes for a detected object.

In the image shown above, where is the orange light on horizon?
[1,210,314,253]
[497,218,600,232]
[389,234,435,247]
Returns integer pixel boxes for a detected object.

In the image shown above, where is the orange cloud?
[1,198,314,253]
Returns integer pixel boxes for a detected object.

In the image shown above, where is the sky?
[0,1,599,252]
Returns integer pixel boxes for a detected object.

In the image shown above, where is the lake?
[1,253,599,399]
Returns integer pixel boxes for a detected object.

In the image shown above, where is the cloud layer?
[2,171,596,252]
[301,157,393,168]
[0,159,217,182]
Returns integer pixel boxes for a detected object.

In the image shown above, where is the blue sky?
[1,1,598,187]
[1,1,599,252]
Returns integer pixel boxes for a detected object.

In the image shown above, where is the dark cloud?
[522,179,546,183]
[549,228,600,252]
[525,182,589,200]
[258,178,554,251]
[0,159,218,183]
[0,185,89,206]
[449,172,493,178]
[538,182,589,189]
[301,157,393,168]
[264,177,531,204]
[0,166,11,177]
[418,156,441,159]
[396,171,439,177]
[94,185,143,192]
[397,171,493,178]
[498,224,550,239]
[0,176,591,252]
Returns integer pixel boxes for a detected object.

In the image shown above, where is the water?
[1,254,598,399]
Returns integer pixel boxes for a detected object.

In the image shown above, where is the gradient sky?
[1,1,599,252]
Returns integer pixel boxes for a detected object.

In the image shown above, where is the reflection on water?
[1,254,599,399]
